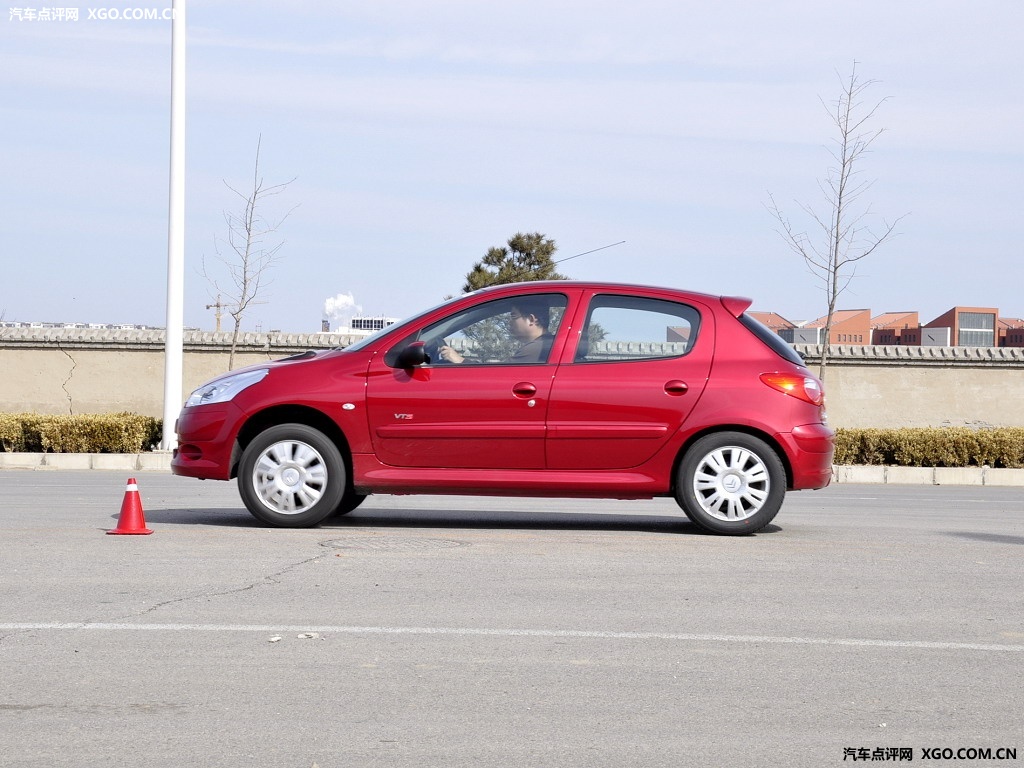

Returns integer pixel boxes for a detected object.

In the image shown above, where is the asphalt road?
[1,472,1022,768]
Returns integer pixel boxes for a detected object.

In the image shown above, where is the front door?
[365,293,569,470]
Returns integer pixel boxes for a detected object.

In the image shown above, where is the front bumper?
[169,404,238,480]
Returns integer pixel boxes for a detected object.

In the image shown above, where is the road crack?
[121,550,329,621]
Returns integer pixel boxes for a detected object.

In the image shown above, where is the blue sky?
[3,0,1022,332]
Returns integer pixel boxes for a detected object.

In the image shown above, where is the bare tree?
[203,135,296,369]
[767,62,906,378]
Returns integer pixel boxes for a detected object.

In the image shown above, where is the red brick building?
[1000,318,1024,347]
[922,306,998,347]
[871,312,920,345]
[753,306,1022,348]
[748,312,797,337]
[802,309,872,344]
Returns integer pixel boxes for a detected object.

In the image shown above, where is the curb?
[1,453,1023,486]
[0,452,172,472]
[833,464,1024,487]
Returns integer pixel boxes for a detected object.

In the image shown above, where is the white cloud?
[323,292,361,322]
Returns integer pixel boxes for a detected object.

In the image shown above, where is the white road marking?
[1,623,1021,652]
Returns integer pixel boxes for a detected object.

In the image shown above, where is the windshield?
[338,296,455,353]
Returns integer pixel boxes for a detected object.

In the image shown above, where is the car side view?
[171,281,834,535]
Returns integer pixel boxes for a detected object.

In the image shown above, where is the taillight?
[760,372,824,406]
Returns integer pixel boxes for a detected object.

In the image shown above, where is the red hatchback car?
[172,282,834,534]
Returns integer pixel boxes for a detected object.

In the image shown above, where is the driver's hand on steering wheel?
[438,344,464,364]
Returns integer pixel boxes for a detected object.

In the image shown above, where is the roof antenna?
[554,240,625,265]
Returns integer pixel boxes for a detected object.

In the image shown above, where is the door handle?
[512,382,537,397]
[664,380,688,396]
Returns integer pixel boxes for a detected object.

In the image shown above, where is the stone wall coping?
[794,343,1024,365]
[0,327,366,352]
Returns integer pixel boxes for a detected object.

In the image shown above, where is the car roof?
[468,280,730,305]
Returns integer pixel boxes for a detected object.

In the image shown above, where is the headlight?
[184,369,269,407]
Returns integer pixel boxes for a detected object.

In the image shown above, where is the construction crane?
[206,295,226,333]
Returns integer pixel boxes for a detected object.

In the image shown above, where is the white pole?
[161,0,186,450]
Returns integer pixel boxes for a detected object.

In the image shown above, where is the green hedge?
[0,413,162,453]
[834,427,1024,468]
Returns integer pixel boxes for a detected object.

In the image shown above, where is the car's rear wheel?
[675,432,785,535]
[238,424,346,528]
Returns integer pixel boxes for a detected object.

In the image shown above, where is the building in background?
[999,317,1024,347]
[750,306,1021,348]
[922,307,998,346]
[796,309,872,345]
[748,312,798,342]
[871,312,920,345]
[321,315,400,337]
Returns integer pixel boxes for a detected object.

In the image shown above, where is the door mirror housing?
[393,341,428,369]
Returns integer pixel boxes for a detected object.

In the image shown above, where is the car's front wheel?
[332,491,367,517]
[675,432,786,535]
[238,424,346,528]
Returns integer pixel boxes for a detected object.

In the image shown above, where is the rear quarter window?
[738,313,806,366]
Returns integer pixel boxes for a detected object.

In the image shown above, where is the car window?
[738,312,806,366]
[574,295,700,362]
[386,293,568,366]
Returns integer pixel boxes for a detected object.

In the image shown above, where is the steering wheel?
[423,337,448,364]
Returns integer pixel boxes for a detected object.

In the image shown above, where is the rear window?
[738,313,806,366]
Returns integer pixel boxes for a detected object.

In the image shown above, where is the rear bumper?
[780,423,835,489]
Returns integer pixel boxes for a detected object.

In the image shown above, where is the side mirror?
[393,341,429,369]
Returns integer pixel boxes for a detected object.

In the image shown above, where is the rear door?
[545,291,713,470]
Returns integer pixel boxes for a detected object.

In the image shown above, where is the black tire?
[238,424,347,528]
[331,491,367,517]
[675,432,786,535]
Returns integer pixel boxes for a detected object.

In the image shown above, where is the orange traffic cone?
[108,477,153,535]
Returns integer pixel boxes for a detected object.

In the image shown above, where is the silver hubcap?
[252,440,328,515]
[692,446,770,521]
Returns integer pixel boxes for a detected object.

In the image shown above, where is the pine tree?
[462,232,567,293]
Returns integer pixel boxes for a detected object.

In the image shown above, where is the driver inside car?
[438,300,555,364]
